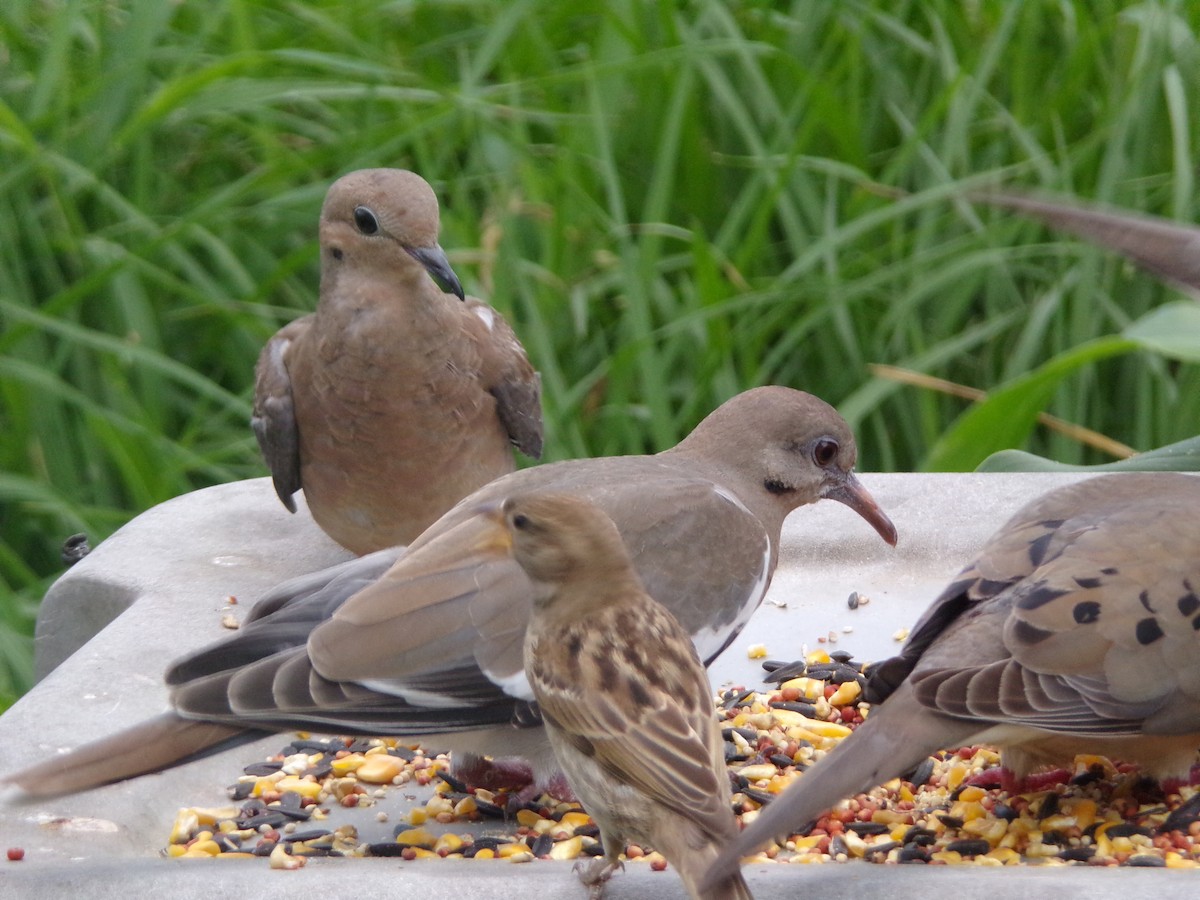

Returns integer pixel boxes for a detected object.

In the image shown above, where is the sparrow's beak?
[472,500,514,553]
[824,473,898,547]
[407,243,466,301]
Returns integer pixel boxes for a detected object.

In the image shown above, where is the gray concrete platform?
[2,472,1197,897]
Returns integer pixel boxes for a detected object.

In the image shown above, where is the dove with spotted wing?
[706,472,1200,886]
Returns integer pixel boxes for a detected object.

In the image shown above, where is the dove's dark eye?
[812,438,839,467]
[353,206,380,235]
[511,513,531,531]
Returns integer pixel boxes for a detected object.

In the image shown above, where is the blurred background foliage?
[2,0,1199,705]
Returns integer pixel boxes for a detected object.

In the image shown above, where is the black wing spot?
[1179,592,1200,618]
[1135,617,1165,646]
[1012,619,1055,645]
[1072,601,1101,625]
[1100,567,1119,576]
[1018,584,1070,610]
[1027,532,1056,567]
[1138,590,1156,614]
[1073,576,1102,589]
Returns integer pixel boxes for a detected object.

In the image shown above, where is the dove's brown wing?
[463,298,543,459]
[251,316,310,511]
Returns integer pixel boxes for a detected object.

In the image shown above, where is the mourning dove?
[972,191,1200,295]
[705,472,1200,886]
[7,386,896,796]
[494,492,754,899]
[253,168,543,554]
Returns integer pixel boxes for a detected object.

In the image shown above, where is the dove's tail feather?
[3,712,256,797]
[702,685,976,892]
[658,825,757,900]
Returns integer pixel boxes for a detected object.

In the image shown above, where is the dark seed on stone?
[829,650,854,663]
[573,823,601,839]
[907,758,935,787]
[1159,793,1200,833]
[805,662,862,683]
[474,798,507,819]
[992,802,1017,821]
[902,827,937,847]
[742,788,775,807]
[761,661,807,683]
[530,834,554,858]
[437,771,469,793]
[768,754,794,768]
[1126,855,1167,867]
[847,592,860,610]
[283,829,332,844]
[276,794,312,820]
[252,840,277,857]
[243,762,283,777]
[863,841,900,858]
[366,842,408,857]
[389,746,417,761]
[897,846,929,864]
[1058,846,1096,862]
[309,761,333,781]
[829,835,849,858]
[345,738,374,754]
[287,739,340,754]
[944,839,990,856]
[581,842,605,857]
[1041,830,1066,845]
[229,782,254,801]
[213,834,240,852]
[1037,793,1060,820]
[935,815,964,829]
[769,700,818,717]
[472,837,504,852]
[845,822,891,836]
[718,689,754,710]
[724,743,748,764]
[237,812,289,830]
[733,727,759,744]
[1070,769,1103,787]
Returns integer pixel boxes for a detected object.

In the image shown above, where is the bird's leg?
[964,765,1071,795]
[574,853,622,899]
[452,754,535,793]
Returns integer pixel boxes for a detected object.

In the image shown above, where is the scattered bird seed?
[160,647,1200,870]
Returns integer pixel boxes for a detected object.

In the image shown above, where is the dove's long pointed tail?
[703,686,976,891]
[3,712,255,797]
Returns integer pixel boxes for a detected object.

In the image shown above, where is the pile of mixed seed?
[165,648,1200,869]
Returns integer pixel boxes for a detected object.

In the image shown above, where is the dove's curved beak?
[407,243,465,301]
[824,472,898,547]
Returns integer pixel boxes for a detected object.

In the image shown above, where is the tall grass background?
[2,0,1198,706]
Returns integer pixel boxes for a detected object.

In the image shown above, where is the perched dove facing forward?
[491,492,754,899]
[253,168,542,555]
[6,387,896,797]
[705,472,1200,887]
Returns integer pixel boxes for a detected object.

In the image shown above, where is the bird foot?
[575,856,622,897]
[964,766,1070,795]
[452,755,535,793]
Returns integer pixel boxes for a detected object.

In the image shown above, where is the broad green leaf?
[922,336,1137,472]
[1123,301,1200,362]
[980,436,1200,472]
